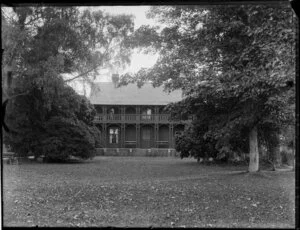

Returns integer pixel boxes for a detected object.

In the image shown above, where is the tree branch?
[5,91,30,101]
[64,65,101,83]
[64,39,116,83]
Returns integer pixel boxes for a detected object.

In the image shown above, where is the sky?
[90,6,155,29]
[84,6,159,81]
[68,6,160,96]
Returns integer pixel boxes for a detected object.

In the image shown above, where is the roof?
[89,82,183,105]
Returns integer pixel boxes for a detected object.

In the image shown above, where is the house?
[89,75,188,153]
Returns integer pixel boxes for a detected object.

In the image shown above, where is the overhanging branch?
[63,64,103,83]
[64,39,116,83]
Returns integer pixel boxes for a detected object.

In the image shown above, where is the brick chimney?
[112,74,119,87]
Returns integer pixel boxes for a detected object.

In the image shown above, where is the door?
[141,126,153,148]
[125,125,136,148]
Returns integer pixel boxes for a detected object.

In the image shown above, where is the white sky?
[89,6,154,29]
[83,6,159,82]
[68,6,161,96]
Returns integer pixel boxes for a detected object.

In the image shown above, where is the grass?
[2,156,295,227]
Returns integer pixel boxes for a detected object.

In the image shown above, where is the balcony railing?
[94,114,195,123]
[94,114,179,123]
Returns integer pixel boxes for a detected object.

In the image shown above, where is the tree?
[167,97,249,162]
[2,6,134,161]
[3,77,102,161]
[64,8,134,82]
[175,122,219,162]
[122,5,296,172]
[2,7,134,89]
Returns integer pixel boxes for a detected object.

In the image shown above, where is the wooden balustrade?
[125,114,138,121]
[94,115,103,122]
[94,114,175,123]
[106,114,122,121]
[141,114,155,121]
[159,114,169,121]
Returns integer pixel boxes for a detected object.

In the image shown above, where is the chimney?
[112,74,119,87]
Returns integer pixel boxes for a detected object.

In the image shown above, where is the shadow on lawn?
[18,157,95,164]
[226,169,294,180]
[44,158,96,164]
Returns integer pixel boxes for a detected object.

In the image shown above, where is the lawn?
[2,156,295,228]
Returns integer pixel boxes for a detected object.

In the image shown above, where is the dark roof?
[89,82,183,105]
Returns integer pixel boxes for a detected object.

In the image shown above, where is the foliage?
[2,7,134,85]
[37,117,99,161]
[175,122,217,160]
[174,114,248,161]
[2,7,135,161]
[4,82,101,161]
[280,125,295,148]
[122,5,296,166]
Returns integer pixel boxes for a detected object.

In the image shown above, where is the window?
[146,108,151,115]
[142,108,152,120]
[95,106,102,114]
[108,108,115,120]
[109,128,119,144]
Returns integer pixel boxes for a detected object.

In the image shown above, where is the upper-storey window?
[108,108,115,120]
[95,105,102,114]
[125,107,136,114]
[109,108,115,114]
[142,108,152,120]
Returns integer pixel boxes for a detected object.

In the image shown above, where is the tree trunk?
[268,132,281,169]
[248,126,259,172]
[274,137,282,167]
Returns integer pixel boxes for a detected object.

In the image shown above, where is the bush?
[175,123,252,164]
[36,117,99,162]
[3,83,101,162]
[280,147,294,166]
[175,127,218,161]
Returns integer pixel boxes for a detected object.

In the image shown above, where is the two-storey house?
[89,76,187,151]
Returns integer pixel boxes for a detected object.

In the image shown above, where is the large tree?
[122,5,296,172]
[2,6,134,161]
[2,6,134,90]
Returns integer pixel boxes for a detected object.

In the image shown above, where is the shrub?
[280,146,294,166]
[3,83,101,162]
[36,117,99,162]
[175,126,218,161]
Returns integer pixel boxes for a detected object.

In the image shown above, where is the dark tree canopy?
[2,6,134,161]
[121,5,296,171]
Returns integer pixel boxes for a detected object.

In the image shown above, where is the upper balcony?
[93,114,192,124]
